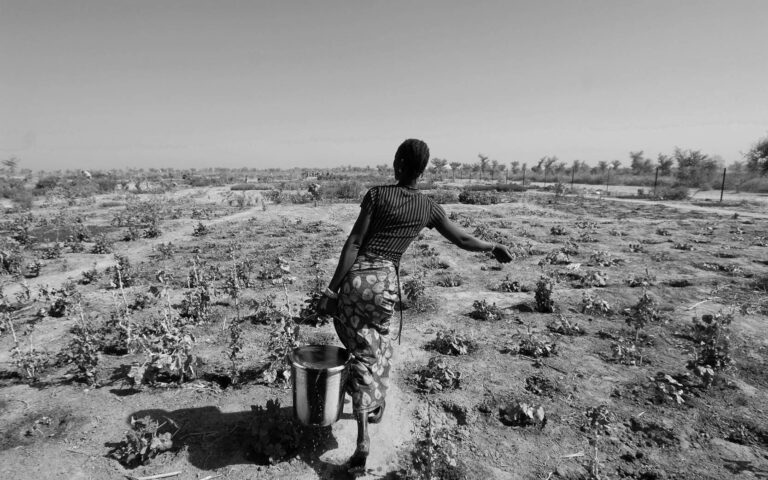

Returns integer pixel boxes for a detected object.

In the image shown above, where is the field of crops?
[1,184,767,480]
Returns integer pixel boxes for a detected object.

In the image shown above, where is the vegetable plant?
[625,289,660,342]
[686,312,733,387]
[499,401,546,428]
[583,405,615,479]
[7,317,50,382]
[581,291,612,316]
[435,272,463,287]
[110,415,174,468]
[470,299,503,321]
[260,313,300,386]
[247,399,301,465]
[425,330,478,356]
[496,275,520,292]
[127,311,200,388]
[414,356,461,393]
[534,276,555,313]
[510,335,558,358]
[548,315,585,336]
[61,305,100,385]
[191,221,209,236]
[91,234,113,254]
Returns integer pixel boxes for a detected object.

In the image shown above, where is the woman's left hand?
[492,244,515,263]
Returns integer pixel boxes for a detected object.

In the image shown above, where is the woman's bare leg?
[349,410,370,473]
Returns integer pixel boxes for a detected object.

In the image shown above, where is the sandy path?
[521,189,768,220]
[316,365,417,478]
[596,195,768,219]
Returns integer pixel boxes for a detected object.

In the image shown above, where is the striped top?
[358,185,447,265]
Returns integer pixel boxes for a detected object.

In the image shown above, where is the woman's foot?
[348,441,369,475]
[367,401,386,424]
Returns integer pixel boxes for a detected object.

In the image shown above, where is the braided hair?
[394,139,430,180]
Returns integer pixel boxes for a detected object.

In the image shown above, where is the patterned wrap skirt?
[334,253,398,414]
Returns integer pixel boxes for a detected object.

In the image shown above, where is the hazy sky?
[2,0,767,171]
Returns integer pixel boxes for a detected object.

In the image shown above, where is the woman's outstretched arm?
[327,209,372,292]
[434,215,514,263]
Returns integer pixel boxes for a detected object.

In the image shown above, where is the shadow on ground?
[115,402,359,478]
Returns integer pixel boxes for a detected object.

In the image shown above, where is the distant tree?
[674,147,721,188]
[449,161,462,180]
[727,160,751,191]
[478,154,489,180]
[497,163,507,181]
[2,156,19,175]
[472,163,481,177]
[597,161,609,173]
[553,162,566,174]
[376,164,390,175]
[431,158,448,179]
[460,163,472,180]
[490,159,499,180]
[610,159,622,170]
[571,160,582,175]
[533,156,558,182]
[531,157,544,174]
[629,151,653,175]
[509,160,520,174]
[544,156,558,172]
[728,161,744,174]
[657,154,674,176]
[745,135,768,175]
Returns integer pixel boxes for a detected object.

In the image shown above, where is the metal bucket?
[291,345,349,427]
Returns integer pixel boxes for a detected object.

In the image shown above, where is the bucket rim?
[290,345,349,373]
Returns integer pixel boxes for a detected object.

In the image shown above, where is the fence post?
[571,168,575,188]
[522,166,526,186]
[653,167,659,196]
[720,168,726,203]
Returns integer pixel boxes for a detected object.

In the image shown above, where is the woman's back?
[359,185,445,264]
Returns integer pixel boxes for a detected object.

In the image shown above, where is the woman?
[318,138,514,474]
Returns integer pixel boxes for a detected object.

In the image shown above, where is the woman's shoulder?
[368,184,403,196]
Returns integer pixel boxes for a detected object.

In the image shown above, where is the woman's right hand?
[492,244,515,263]
[318,295,338,316]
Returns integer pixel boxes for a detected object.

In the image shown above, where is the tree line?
[410,135,768,191]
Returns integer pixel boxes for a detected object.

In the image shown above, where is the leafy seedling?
[581,291,612,316]
[539,250,570,266]
[504,334,558,358]
[247,399,301,465]
[496,275,520,292]
[583,405,615,479]
[470,299,503,321]
[548,315,585,336]
[110,415,174,468]
[579,270,607,288]
[525,375,557,396]
[534,276,555,313]
[414,356,461,393]
[499,402,546,428]
[652,372,690,404]
[686,312,733,387]
[425,330,478,356]
[624,288,661,342]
